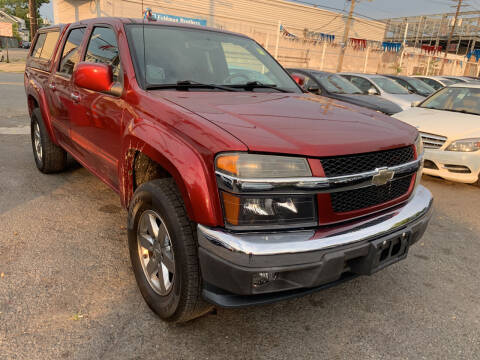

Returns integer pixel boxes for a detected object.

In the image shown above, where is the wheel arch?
[121,134,223,227]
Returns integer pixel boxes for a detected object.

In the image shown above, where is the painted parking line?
[0,126,30,134]
[0,82,24,86]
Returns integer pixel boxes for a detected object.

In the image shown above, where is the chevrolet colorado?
[25,18,433,323]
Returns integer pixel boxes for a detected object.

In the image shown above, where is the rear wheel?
[127,178,213,322]
[31,108,67,173]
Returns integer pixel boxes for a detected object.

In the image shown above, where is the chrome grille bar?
[420,132,447,149]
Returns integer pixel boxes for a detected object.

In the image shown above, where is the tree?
[0,0,50,37]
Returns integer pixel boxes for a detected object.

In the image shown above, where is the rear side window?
[31,31,59,60]
[84,27,120,82]
[31,33,46,58]
[58,27,86,77]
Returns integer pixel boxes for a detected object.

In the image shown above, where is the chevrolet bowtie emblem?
[372,168,395,186]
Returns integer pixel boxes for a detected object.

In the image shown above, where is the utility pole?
[337,0,355,72]
[440,0,463,74]
[28,0,37,40]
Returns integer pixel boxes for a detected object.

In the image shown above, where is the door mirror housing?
[73,62,121,96]
[291,74,306,87]
[367,87,378,95]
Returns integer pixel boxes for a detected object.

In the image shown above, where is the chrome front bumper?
[198,185,433,268]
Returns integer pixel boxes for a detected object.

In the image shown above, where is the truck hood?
[393,107,480,140]
[156,92,417,157]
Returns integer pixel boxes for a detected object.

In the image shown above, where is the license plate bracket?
[349,232,410,275]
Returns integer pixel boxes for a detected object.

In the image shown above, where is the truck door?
[49,27,87,149]
[69,25,125,190]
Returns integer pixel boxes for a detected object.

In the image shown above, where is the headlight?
[216,153,317,230]
[216,153,311,178]
[414,134,424,157]
[445,138,480,152]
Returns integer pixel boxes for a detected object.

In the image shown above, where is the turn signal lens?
[216,155,239,175]
[216,153,311,178]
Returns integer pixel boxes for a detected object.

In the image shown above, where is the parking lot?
[1,72,479,359]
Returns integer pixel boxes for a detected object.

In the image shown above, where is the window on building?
[84,27,121,83]
[58,27,86,76]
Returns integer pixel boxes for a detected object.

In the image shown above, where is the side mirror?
[411,101,421,107]
[291,74,306,87]
[73,62,122,96]
[367,87,378,95]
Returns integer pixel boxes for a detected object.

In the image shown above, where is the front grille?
[330,175,413,213]
[420,132,447,149]
[321,146,415,177]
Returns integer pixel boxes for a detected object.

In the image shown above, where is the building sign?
[151,12,207,26]
[0,22,13,37]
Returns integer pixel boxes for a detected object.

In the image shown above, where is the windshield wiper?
[146,80,240,92]
[227,81,290,93]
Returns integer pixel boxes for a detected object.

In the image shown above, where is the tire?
[31,108,67,173]
[127,178,213,323]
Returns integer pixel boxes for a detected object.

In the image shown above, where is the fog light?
[252,272,278,288]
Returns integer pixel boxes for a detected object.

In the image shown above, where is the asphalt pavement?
[0,72,479,359]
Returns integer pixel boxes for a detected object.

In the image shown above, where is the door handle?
[48,83,56,91]
[70,93,80,102]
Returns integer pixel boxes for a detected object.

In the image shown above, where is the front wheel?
[127,178,213,322]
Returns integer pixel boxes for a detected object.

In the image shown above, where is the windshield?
[420,86,480,115]
[372,77,410,94]
[125,25,300,92]
[406,78,435,94]
[314,73,362,94]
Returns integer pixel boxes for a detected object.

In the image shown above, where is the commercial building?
[52,0,386,42]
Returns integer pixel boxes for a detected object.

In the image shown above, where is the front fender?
[120,123,224,227]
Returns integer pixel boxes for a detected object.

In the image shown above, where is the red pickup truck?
[25,18,433,323]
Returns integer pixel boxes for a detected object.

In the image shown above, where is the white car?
[340,73,425,111]
[394,83,480,185]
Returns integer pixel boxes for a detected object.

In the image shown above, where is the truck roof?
[56,17,247,38]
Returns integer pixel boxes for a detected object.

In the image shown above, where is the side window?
[38,31,60,60]
[350,76,372,92]
[84,27,121,83]
[396,79,412,91]
[58,27,86,77]
[422,78,440,90]
[31,33,46,58]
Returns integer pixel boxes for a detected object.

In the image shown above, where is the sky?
[39,0,480,22]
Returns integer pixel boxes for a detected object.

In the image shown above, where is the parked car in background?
[25,18,433,322]
[385,75,435,97]
[394,84,480,186]
[288,69,403,115]
[340,73,425,110]
[21,41,31,49]
[442,76,480,84]
[412,76,456,91]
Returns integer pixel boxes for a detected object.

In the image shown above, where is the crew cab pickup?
[25,18,433,323]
